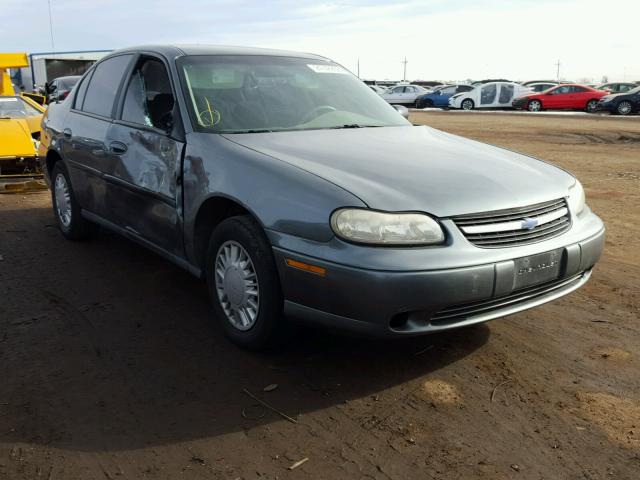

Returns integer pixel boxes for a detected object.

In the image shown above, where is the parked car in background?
[595,82,637,94]
[38,45,604,349]
[527,82,558,93]
[449,82,530,110]
[381,84,429,105]
[369,84,387,95]
[512,84,607,112]
[415,84,474,108]
[44,75,81,104]
[596,85,640,115]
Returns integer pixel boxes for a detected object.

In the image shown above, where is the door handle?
[63,128,72,138]
[109,141,128,155]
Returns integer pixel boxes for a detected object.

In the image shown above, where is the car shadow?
[0,204,491,452]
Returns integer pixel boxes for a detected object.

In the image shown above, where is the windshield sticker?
[0,98,19,102]
[307,64,348,74]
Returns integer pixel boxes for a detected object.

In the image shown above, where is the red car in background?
[512,84,608,113]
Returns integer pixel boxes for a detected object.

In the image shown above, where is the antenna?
[357,59,360,78]
[555,59,561,82]
[402,57,408,82]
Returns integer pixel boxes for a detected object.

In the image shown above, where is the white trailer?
[17,50,111,92]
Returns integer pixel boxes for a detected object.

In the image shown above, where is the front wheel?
[461,99,474,110]
[205,215,285,350]
[617,101,632,115]
[51,162,96,240]
[528,100,542,112]
[586,99,599,113]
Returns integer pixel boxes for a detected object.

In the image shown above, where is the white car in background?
[527,82,559,93]
[381,84,429,105]
[449,82,531,110]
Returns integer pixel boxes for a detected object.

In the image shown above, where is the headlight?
[567,180,585,215]
[330,209,445,245]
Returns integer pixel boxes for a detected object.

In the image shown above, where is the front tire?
[205,215,285,350]
[617,101,632,115]
[586,99,599,113]
[528,100,542,112]
[51,162,96,240]
[461,99,474,110]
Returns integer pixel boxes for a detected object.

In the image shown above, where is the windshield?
[178,55,409,133]
[0,97,41,118]
[626,86,640,95]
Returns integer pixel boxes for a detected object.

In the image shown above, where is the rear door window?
[81,55,133,117]
[498,84,515,103]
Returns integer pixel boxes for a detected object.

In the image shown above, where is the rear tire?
[528,100,542,112]
[617,101,632,115]
[586,99,599,113]
[461,98,474,110]
[205,215,285,350]
[51,162,96,240]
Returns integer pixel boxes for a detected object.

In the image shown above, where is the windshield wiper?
[223,128,273,134]
[328,124,383,129]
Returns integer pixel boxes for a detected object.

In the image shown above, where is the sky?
[1,0,638,82]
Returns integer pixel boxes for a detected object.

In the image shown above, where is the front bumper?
[595,101,615,113]
[270,211,605,337]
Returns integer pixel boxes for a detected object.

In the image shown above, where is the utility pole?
[402,57,408,82]
[47,0,56,53]
[555,59,561,82]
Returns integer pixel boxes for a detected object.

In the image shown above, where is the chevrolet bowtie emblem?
[521,217,539,230]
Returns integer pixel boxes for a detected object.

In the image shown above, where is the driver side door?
[105,54,185,254]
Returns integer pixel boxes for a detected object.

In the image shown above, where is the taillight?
[61,90,70,100]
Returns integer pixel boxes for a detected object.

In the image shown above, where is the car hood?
[223,126,575,217]
[0,118,36,157]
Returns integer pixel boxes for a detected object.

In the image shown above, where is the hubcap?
[462,100,472,110]
[214,240,260,331]
[587,100,597,111]
[529,101,541,111]
[619,102,631,114]
[54,173,72,227]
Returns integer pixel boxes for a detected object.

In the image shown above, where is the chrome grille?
[452,198,571,247]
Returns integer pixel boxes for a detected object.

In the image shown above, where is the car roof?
[108,44,330,61]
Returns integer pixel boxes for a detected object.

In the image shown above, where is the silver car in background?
[39,45,604,349]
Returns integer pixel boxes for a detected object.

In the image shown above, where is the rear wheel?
[528,100,542,112]
[586,99,599,112]
[461,98,474,110]
[205,215,285,350]
[51,162,96,240]
[617,101,632,115]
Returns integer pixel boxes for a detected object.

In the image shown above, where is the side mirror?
[393,104,409,119]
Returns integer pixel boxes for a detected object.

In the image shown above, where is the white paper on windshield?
[0,98,19,102]
[307,64,348,74]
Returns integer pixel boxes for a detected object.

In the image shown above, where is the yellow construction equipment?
[0,53,45,190]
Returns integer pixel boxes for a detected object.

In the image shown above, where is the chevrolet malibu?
[39,45,605,349]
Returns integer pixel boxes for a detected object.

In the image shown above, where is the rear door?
[62,54,134,217]
[497,83,515,107]
[105,54,185,254]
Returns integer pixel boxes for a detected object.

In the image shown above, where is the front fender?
[182,132,366,261]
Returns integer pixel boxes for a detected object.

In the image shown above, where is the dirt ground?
[1,112,638,480]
